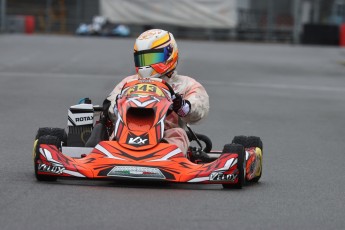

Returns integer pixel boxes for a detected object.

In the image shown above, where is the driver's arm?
[171,75,209,124]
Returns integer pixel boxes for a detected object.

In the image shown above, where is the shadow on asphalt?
[33,177,266,191]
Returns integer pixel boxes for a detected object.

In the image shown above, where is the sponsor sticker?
[107,166,165,179]
[38,163,64,174]
[209,171,237,182]
[75,116,93,122]
[127,134,149,146]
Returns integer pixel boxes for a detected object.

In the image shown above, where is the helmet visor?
[134,48,169,67]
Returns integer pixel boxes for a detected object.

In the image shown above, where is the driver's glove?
[173,93,191,117]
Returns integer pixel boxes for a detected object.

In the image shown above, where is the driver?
[106,29,209,155]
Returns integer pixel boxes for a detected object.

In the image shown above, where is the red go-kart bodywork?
[34,78,262,188]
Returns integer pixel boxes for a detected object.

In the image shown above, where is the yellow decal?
[33,139,38,161]
[151,33,170,48]
[255,147,263,176]
[138,29,163,40]
[126,84,165,97]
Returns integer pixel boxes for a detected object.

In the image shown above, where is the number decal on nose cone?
[126,84,165,97]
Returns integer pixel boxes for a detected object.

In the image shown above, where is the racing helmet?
[134,29,178,78]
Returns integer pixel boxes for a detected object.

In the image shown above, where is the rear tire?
[231,135,248,147]
[34,135,61,181]
[232,135,263,153]
[246,136,263,151]
[221,144,245,189]
[35,127,67,146]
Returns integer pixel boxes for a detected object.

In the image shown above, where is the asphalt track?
[1,35,345,230]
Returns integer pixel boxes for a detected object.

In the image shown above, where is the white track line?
[204,81,345,93]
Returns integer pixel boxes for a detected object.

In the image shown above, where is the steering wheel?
[161,80,176,100]
[161,80,177,116]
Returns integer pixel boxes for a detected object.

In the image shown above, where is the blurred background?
[1,0,345,46]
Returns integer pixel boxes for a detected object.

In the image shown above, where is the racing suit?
[107,73,209,154]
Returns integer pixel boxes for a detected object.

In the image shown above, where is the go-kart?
[33,78,263,189]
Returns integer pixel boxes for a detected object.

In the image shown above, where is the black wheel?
[34,135,61,181]
[35,127,67,146]
[247,136,263,183]
[221,144,245,189]
[232,135,263,183]
[232,135,263,151]
[231,135,248,147]
[247,136,263,151]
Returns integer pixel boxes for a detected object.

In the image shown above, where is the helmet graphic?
[134,29,178,78]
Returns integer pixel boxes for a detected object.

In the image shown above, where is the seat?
[85,123,107,147]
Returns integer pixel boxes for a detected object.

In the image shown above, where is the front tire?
[221,144,245,189]
[232,136,263,183]
[247,136,263,183]
[34,135,61,181]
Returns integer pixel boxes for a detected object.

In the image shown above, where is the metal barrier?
[237,9,293,42]
[0,0,344,44]
[0,0,6,33]
[3,0,98,34]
